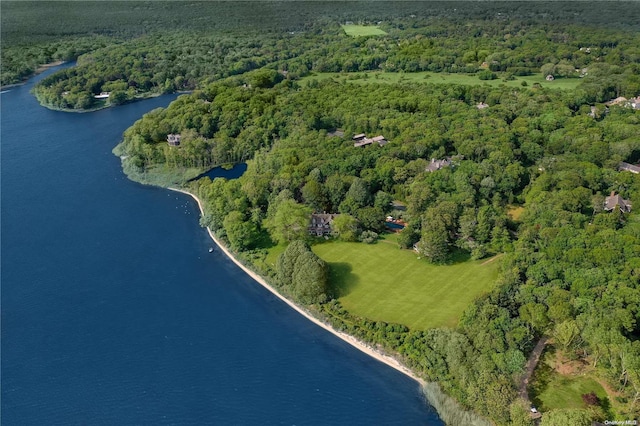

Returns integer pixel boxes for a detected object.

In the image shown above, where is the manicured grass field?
[529,348,609,412]
[302,71,582,91]
[311,235,500,330]
[341,24,387,37]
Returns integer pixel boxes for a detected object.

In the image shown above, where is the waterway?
[1,67,443,425]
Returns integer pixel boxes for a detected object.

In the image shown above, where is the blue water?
[385,222,405,230]
[1,67,443,425]
[190,163,248,182]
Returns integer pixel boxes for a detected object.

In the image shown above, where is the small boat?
[208,247,214,253]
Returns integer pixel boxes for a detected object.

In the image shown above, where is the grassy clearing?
[341,24,387,37]
[302,71,583,91]
[311,234,500,330]
[507,205,525,222]
[529,346,611,413]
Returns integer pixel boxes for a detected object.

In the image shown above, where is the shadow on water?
[327,262,359,298]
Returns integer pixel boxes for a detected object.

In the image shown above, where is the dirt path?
[481,253,504,266]
[519,336,549,403]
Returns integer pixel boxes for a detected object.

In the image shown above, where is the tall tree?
[265,199,311,244]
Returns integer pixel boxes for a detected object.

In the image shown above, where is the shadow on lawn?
[528,345,555,411]
[327,262,359,298]
[448,250,472,265]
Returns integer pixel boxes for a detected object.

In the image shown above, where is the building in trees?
[618,161,640,174]
[426,157,451,172]
[353,133,388,147]
[167,133,181,146]
[604,191,632,213]
[425,155,464,172]
[309,213,339,237]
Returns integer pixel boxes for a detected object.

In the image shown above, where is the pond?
[189,162,248,181]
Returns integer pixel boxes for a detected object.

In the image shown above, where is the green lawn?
[341,24,387,37]
[302,71,582,91]
[529,347,610,412]
[311,235,500,330]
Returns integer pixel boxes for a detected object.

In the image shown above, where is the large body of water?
[1,68,442,425]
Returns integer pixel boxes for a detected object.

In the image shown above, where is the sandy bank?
[168,187,425,386]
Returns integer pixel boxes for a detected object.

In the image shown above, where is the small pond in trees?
[190,163,247,181]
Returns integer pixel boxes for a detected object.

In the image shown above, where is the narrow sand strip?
[169,187,425,386]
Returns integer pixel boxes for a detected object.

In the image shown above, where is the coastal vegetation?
[5,1,640,424]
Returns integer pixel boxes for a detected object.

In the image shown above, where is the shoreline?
[1,60,66,91]
[168,187,426,387]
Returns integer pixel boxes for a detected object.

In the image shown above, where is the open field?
[302,71,583,91]
[311,235,500,330]
[341,24,387,37]
[529,346,610,413]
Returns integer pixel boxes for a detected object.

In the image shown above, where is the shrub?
[478,70,497,80]
[581,392,599,406]
[359,230,378,244]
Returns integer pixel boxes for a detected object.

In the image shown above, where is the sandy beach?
[169,187,426,387]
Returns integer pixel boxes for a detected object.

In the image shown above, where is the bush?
[478,70,497,80]
[359,230,378,244]
[581,392,599,406]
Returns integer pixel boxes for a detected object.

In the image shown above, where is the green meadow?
[311,234,500,330]
[529,348,610,413]
[341,24,387,37]
[302,71,583,90]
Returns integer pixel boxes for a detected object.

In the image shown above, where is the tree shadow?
[326,262,359,298]
[448,249,472,265]
[528,345,555,410]
[599,395,614,420]
[252,229,276,250]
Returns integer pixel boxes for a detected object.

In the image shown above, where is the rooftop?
[604,191,632,213]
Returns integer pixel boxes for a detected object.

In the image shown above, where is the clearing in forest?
[529,345,611,414]
[302,71,583,90]
[341,24,387,36]
[312,234,500,330]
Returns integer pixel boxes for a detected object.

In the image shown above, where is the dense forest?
[115,74,640,423]
[21,16,640,110]
[4,2,640,425]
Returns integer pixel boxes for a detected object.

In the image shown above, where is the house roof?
[309,213,339,233]
[167,133,181,145]
[619,162,640,174]
[606,96,628,106]
[426,157,452,172]
[353,135,387,147]
[353,133,366,140]
[604,191,632,213]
